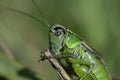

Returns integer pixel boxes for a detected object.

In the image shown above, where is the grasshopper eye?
[54,31,61,36]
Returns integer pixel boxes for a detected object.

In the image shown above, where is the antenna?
[32,0,50,27]
[0,0,50,27]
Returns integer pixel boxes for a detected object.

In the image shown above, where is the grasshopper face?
[49,24,66,55]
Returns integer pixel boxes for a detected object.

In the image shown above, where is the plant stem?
[41,49,71,80]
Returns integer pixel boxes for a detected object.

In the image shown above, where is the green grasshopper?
[46,24,111,80]
[1,0,111,79]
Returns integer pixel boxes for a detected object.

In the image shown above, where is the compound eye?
[54,31,61,36]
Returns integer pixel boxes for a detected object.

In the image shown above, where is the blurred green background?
[0,0,120,80]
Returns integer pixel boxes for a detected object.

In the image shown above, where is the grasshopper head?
[49,24,66,55]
